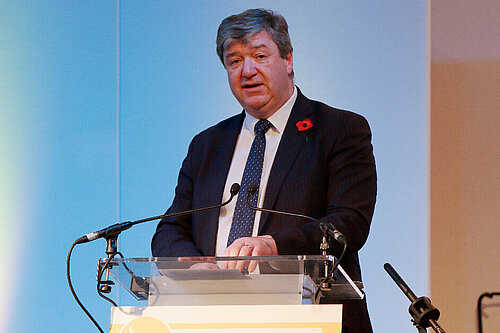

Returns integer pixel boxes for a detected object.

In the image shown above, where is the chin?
[243,98,269,110]
[246,108,272,119]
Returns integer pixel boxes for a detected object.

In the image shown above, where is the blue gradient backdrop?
[2,1,427,332]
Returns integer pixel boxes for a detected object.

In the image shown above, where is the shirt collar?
[243,86,298,135]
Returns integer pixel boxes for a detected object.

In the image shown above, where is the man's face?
[223,30,294,119]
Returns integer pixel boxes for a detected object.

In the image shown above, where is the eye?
[226,58,241,67]
[256,54,267,60]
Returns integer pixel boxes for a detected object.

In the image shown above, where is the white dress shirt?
[215,87,298,256]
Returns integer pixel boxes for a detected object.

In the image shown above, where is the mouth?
[242,83,263,89]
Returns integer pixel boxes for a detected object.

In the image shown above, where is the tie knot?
[254,119,272,135]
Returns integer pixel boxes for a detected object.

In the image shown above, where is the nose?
[241,58,257,78]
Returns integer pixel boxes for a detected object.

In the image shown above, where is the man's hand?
[220,235,278,272]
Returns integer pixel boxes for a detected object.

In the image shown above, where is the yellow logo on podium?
[119,316,170,332]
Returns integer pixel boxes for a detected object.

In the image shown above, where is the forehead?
[224,30,277,55]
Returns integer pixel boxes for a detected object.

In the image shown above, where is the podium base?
[110,304,342,333]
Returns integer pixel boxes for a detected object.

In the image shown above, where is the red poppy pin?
[296,118,313,132]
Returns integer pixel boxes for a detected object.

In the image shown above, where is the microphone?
[384,263,445,332]
[75,183,241,244]
[383,263,418,302]
[75,222,133,245]
[69,184,241,333]
[245,184,346,244]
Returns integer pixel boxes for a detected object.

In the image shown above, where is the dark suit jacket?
[152,89,376,332]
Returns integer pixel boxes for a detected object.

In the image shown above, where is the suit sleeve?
[271,114,377,258]
[151,136,204,257]
[324,114,377,254]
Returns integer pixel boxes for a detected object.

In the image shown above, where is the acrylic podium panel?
[104,255,365,306]
[105,256,362,333]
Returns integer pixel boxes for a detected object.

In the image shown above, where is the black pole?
[384,263,446,333]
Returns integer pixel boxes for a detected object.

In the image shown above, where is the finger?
[258,236,278,256]
[248,259,258,273]
[221,242,243,269]
[245,239,272,272]
[252,242,272,257]
[235,244,253,271]
[245,246,265,273]
[238,260,251,273]
[239,244,254,257]
[226,243,244,269]
[220,248,232,269]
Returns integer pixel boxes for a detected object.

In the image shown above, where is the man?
[152,8,376,332]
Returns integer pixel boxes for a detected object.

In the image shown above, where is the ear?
[285,51,293,75]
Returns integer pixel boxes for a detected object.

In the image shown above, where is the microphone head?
[247,184,258,196]
[230,183,240,196]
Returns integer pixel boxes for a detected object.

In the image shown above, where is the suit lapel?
[259,90,314,232]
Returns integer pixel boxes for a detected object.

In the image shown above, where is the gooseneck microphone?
[245,183,346,244]
[75,222,133,245]
[75,183,241,245]
[68,183,241,333]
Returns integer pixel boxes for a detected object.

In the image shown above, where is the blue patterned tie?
[227,119,272,246]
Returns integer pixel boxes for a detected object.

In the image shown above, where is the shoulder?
[186,112,244,153]
[193,112,243,139]
[296,90,371,131]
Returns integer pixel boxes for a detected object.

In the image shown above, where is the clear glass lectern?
[102,255,364,307]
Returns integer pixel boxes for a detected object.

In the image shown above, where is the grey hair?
[216,8,293,66]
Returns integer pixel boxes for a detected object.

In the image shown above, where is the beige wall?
[431,60,500,332]
[431,1,500,332]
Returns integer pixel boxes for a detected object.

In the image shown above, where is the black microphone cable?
[67,240,104,332]
[67,183,241,332]
[96,251,123,307]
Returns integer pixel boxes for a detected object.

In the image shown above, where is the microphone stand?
[384,263,446,332]
[96,235,119,295]
[68,184,241,332]
[319,229,331,290]
[95,183,241,295]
